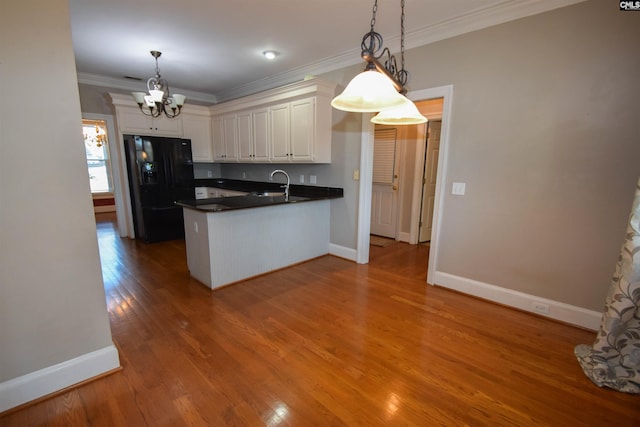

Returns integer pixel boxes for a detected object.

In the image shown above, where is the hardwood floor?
[2,212,638,426]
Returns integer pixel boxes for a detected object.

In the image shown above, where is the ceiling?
[69,0,583,104]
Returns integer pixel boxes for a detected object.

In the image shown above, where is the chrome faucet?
[270,169,290,201]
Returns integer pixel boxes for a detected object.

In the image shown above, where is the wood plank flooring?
[2,212,638,426]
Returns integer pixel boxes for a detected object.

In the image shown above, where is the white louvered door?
[371,127,399,238]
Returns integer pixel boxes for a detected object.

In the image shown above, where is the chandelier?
[331,0,426,125]
[83,120,107,148]
[132,51,186,119]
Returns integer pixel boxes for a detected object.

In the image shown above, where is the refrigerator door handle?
[163,155,174,188]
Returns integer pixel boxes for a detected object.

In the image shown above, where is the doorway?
[82,113,127,236]
[356,85,453,285]
[370,127,401,239]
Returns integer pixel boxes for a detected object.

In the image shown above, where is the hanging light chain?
[360,0,409,89]
[397,0,408,86]
[370,0,378,32]
[400,0,405,71]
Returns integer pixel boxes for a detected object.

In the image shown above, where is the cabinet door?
[270,103,290,161]
[117,107,182,136]
[236,111,253,161]
[252,107,270,161]
[211,116,226,161]
[152,115,183,136]
[223,115,238,161]
[117,107,154,134]
[183,115,213,162]
[290,97,315,161]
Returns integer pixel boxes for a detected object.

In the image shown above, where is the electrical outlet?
[532,301,550,314]
[310,175,317,184]
[299,174,305,183]
[242,172,246,179]
[194,222,198,233]
[452,182,466,195]
[207,171,213,178]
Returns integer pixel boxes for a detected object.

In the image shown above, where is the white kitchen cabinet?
[236,111,253,161]
[289,97,315,161]
[270,97,316,162]
[203,188,247,198]
[195,187,208,199]
[251,107,270,161]
[211,116,225,160]
[116,106,183,137]
[208,78,335,164]
[238,108,270,162]
[211,116,237,162]
[182,114,213,162]
[270,103,290,162]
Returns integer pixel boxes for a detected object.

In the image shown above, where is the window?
[82,119,112,194]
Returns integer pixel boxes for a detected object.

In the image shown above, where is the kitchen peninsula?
[177,178,343,289]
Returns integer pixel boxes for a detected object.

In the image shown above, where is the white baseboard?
[94,205,116,213]
[433,271,602,331]
[0,344,120,413]
[329,243,357,262]
[398,232,412,244]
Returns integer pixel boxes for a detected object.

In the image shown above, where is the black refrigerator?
[124,134,194,243]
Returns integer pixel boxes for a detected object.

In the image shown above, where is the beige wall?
[398,0,640,310]
[0,0,115,385]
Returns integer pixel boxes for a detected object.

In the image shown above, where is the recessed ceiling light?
[263,50,278,60]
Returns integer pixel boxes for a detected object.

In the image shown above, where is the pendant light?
[330,65,406,112]
[371,96,427,125]
[331,0,426,125]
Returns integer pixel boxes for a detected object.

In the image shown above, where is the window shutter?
[373,128,397,184]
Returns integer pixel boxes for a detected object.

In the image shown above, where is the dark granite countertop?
[178,178,343,212]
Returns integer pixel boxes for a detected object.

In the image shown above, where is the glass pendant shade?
[132,92,146,104]
[149,89,164,103]
[331,70,407,113]
[371,96,428,125]
[172,94,186,106]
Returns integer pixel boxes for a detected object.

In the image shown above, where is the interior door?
[419,120,441,242]
[371,128,399,238]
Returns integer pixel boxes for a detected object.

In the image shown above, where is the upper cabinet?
[109,78,335,165]
[110,93,214,162]
[182,113,213,162]
[210,78,335,164]
[211,116,237,161]
[250,107,270,162]
[115,106,183,137]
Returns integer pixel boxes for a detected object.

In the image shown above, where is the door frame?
[356,84,454,285]
[82,113,128,237]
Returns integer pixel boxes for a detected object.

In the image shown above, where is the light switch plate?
[452,182,466,195]
[310,175,317,184]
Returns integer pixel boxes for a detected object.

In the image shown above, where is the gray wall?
[388,0,639,310]
[1,0,115,381]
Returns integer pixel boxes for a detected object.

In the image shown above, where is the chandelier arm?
[137,104,155,117]
[361,51,406,94]
[162,106,182,119]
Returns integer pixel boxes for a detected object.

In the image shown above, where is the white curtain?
[575,178,640,394]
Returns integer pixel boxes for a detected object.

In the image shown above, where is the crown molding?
[76,72,218,104]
